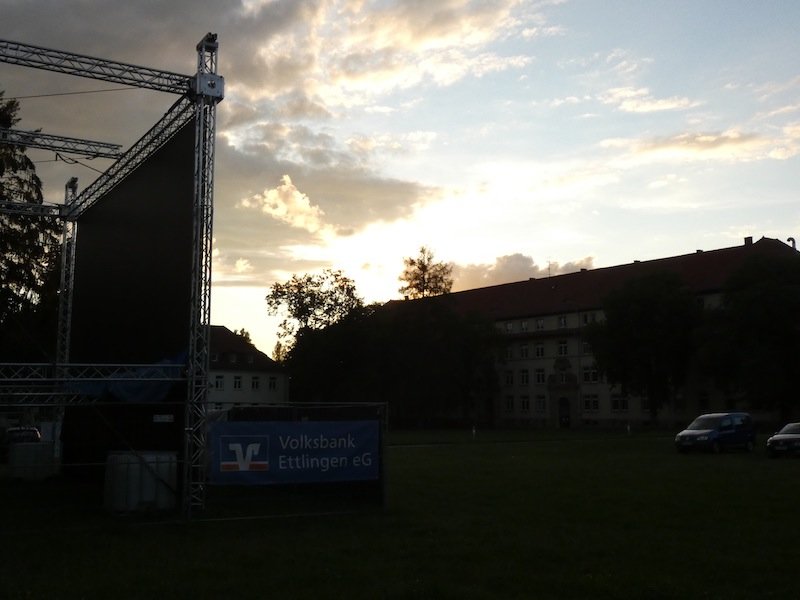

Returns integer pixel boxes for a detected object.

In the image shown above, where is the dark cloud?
[1,0,540,292]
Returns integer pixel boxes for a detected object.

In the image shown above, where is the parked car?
[766,422,800,458]
[0,426,42,461]
[674,412,755,453]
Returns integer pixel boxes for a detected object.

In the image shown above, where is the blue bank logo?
[219,435,270,472]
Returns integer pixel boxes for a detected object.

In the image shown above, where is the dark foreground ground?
[1,430,797,599]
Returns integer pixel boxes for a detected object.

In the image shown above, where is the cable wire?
[6,87,135,100]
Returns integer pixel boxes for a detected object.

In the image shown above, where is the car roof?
[697,412,750,418]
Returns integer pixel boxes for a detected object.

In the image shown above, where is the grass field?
[2,431,798,599]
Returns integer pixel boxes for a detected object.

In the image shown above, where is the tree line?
[0,92,62,361]
[269,248,800,424]
[584,256,800,422]
[264,247,499,426]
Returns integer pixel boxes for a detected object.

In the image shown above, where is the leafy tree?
[265,268,363,350]
[584,271,702,420]
[0,91,62,360]
[399,246,453,299]
[272,340,287,363]
[700,254,800,419]
[232,328,252,344]
[285,297,500,426]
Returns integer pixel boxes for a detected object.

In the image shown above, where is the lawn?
[2,431,797,599]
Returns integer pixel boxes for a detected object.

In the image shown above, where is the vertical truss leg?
[183,33,221,518]
[56,178,78,368]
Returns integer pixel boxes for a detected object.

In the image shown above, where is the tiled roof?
[393,237,797,321]
[209,325,282,372]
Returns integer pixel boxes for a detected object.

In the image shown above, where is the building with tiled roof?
[440,236,796,428]
[208,325,288,412]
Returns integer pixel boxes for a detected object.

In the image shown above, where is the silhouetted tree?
[399,246,453,299]
[699,254,800,419]
[266,268,363,350]
[0,91,62,360]
[585,271,702,420]
[286,297,500,427]
[233,328,252,344]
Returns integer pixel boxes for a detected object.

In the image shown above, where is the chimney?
[744,236,753,246]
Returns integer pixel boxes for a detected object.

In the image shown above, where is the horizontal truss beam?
[0,200,62,217]
[0,39,191,95]
[0,362,185,382]
[0,127,122,159]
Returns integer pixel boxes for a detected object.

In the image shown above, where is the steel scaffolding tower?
[0,34,223,516]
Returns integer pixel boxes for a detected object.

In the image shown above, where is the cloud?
[601,130,775,164]
[214,0,544,113]
[647,173,687,190]
[600,87,700,113]
[238,175,334,237]
[453,253,594,290]
[234,258,253,273]
[752,75,800,102]
[521,25,565,39]
[757,103,800,120]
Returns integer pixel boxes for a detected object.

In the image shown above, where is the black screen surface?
[70,120,195,364]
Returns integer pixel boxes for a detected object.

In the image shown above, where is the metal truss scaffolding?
[0,34,224,516]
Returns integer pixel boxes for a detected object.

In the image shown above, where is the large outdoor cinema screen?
[70,120,196,365]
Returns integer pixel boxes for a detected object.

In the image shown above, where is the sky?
[1,0,799,356]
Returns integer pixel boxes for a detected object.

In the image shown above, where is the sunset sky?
[2,1,799,354]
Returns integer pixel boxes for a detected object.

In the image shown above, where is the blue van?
[674,412,755,453]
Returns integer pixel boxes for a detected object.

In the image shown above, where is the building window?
[559,372,568,384]
[558,340,568,356]
[582,340,592,355]
[229,354,237,364]
[583,394,600,411]
[535,318,544,331]
[520,369,529,386]
[521,320,528,332]
[521,395,530,412]
[505,370,514,386]
[641,396,650,411]
[558,315,567,328]
[233,375,242,390]
[251,376,260,390]
[210,353,219,363]
[535,395,546,412]
[269,376,278,391]
[535,343,545,358]
[247,355,255,365]
[582,366,599,383]
[213,402,223,411]
[611,394,629,412]
[582,312,596,326]
[214,375,224,390]
[505,396,514,413]
[505,322,514,333]
[505,346,513,360]
[535,368,546,385]
[520,344,529,359]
